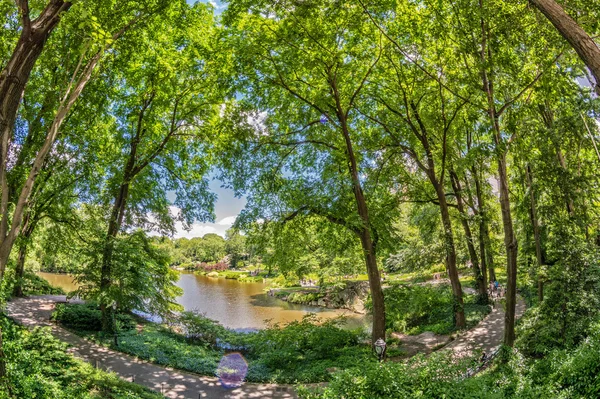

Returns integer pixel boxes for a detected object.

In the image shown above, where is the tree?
[363,27,471,325]
[201,234,227,263]
[529,0,600,94]
[223,0,397,342]
[225,228,247,268]
[95,2,219,331]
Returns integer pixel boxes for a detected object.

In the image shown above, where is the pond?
[37,271,368,330]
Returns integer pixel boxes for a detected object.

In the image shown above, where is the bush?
[21,272,66,296]
[242,314,373,383]
[296,351,482,399]
[53,303,135,332]
[176,311,228,346]
[370,284,490,335]
[198,262,229,272]
[0,315,161,399]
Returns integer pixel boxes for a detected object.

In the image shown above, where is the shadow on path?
[6,295,296,399]
[442,298,527,357]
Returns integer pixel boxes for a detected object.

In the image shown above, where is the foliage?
[75,224,183,320]
[241,315,372,382]
[517,225,600,357]
[296,351,482,399]
[371,284,491,335]
[52,303,135,332]
[0,315,160,399]
[54,307,374,384]
[176,311,228,346]
[1,271,65,301]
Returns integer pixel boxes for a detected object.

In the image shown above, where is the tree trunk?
[100,181,130,332]
[0,0,71,283]
[431,175,466,328]
[471,166,496,282]
[359,227,386,343]
[450,171,487,302]
[335,92,386,343]
[530,0,600,94]
[479,6,518,345]
[526,165,544,302]
[497,154,518,347]
[13,211,36,297]
[12,242,28,298]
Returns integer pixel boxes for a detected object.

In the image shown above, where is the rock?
[317,298,326,307]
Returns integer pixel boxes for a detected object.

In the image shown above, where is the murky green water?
[38,271,367,330]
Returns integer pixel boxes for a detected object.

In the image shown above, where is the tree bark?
[530,0,600,94]
[430,174,466,328]
[471,166,496,282]
[12,211,36,297]
[341,134,386,343]
[450,171,487,301]
[525,165,544,302]
[497,153,518,347]
[332,80,386,343]
[13,241,28,298]
[0,0,71,283]
[479,4,518,346]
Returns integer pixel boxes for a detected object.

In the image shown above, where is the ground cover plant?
[371,284,492,336]
[0,315,161,399]
[298,321,600,399]
[52,305,376,384]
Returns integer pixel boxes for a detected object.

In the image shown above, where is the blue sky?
[190,0,226,13]
[167,0,244,239]
[167,178,246,239]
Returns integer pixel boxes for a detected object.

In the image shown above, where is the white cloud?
[175,223,218,238]
[216,216,237,226]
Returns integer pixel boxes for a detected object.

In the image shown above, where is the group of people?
[488,280,505,299]
[300,279,316,287]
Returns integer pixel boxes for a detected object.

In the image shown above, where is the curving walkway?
[443,298,527,356]
[5,295,296,399]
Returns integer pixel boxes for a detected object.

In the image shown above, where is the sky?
[166,179,246,239]
[164,1,241,239]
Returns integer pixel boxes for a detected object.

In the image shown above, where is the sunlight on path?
[443,298,527,357]
[6,295,296,399]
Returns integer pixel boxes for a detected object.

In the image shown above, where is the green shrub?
[369,284,490,335]
[0,315,160,399]
[53,303,135,332]
[242,314,373,383]
[21,272,66,296]
[296,351,483,399]
[177,311,228,346]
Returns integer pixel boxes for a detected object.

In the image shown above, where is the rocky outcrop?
[274,281,370,314]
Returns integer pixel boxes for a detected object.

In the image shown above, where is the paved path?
[5,295,296,399]
[443,298,527,356]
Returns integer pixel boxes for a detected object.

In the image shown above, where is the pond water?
[37,271,367,330]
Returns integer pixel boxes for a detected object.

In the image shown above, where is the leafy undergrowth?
[20,272,66,296]
[0,271,65,302]
[53,304,377,384]
[0,315,161,399]
[298,324,600,399]
[369,284,491,336]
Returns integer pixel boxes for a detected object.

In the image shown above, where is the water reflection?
[37,271,367,330]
